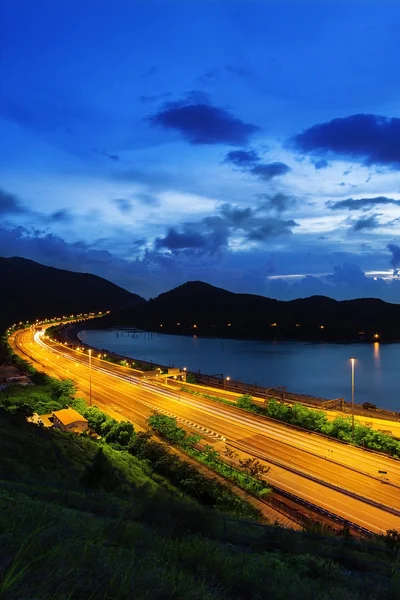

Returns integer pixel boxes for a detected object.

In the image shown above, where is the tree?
[185,373,197,384]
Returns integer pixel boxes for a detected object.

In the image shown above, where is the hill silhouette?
[99,280,400,342]
[0,256,145,331]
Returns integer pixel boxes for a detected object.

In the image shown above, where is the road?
[9,326,400,535]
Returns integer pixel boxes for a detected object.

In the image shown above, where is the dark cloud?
[327,196,400,211]
[155,228,207,250]
[225,65,253,79]
[220,204,252,226]
[197,69,220,86]
[314,159,329,170]
[148,95,260,145]
[154,199,298,255]
[0,188,27,214]
[250,162,291,180]
[134,192,160,206]
[247,218,298,241]
[388,243,400,273]
[112,198,134,213]
[103,152,120,162]
[256,192,296,213]
[50,209,74,223]
[224,149,260,166]
[137,92,172,104]
[352,214,380,231]
[155,223,227,254]
[141,67,158,77]
[292,114,400,169]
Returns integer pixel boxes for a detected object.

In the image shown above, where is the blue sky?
[1,0,400,300]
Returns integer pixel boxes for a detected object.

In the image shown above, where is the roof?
[52,408,88,426]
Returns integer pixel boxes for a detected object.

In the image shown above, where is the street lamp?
[224,376,230,390]
[350,357,356,442]
[88,349,92,406]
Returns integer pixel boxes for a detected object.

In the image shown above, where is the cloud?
[50,209,74,223]
[147,95,260,145]
[224,149,260,166]
[314,159,329,170]
[0,188,27,215]
[256,192,296,213]
[219,204,252,226]
[225,65,253,79]
[112,198,134,213]
[292,114,400,169]
[352,214,380,231]
[266,263,400,302]
[197,69,220,86]
[137,92,172,104]
[250,162,291,180]
[155,228,208,250]
[103,152,120,162]
[388,243,400,273]
[247,218,298,241]
[327,196,400,211]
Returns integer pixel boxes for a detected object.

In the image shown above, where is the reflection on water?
[373,341,381,365]
[78,329,400,411]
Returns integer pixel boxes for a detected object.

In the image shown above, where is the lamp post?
[224,376,230,390]
[88,349,92,406]
[350,357,356,442]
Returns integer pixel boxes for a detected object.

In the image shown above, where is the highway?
[10,326,400,535]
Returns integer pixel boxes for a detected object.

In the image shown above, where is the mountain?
[0,256,145,331]
[99,280,400,342]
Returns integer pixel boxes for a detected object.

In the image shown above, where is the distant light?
[160,324,163,327]
[270,322,277,327]
[176,322,180,326]
[227,323,231,327]
[193,324,197,328]
[295,323,300,327]
[320,325,324,329]
[373,333,380,339]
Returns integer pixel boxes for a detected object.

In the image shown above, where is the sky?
[1,0,400,301]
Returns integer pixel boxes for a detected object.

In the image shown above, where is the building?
[52,408,88,433]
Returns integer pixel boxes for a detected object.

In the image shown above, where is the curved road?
[10,326,400,534]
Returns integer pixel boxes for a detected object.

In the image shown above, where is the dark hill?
[0,256,145,331]
[100,280,400,342]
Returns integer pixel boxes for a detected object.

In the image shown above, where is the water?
[78,329,400,411]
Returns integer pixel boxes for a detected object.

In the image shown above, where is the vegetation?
[1,352,400,598]
[148,413,271,499]
[182,387,400,459]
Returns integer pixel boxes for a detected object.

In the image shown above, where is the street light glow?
[349,357,356,442]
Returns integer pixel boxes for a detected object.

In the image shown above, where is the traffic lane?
[15,329,400,511]
[34,329,400,482]
[43,356,397,526]
[13,330,397,530]
[229,440,400,534]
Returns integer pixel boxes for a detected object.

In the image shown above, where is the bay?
[78,329,400,411]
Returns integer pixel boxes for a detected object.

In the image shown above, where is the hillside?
[98,281,400,342]
[0,256,145,331]
[0,372,397,599]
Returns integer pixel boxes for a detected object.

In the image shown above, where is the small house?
[52,408,88,433]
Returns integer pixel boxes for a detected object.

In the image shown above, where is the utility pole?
[88,349,92,406]
[350,357,356,442]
